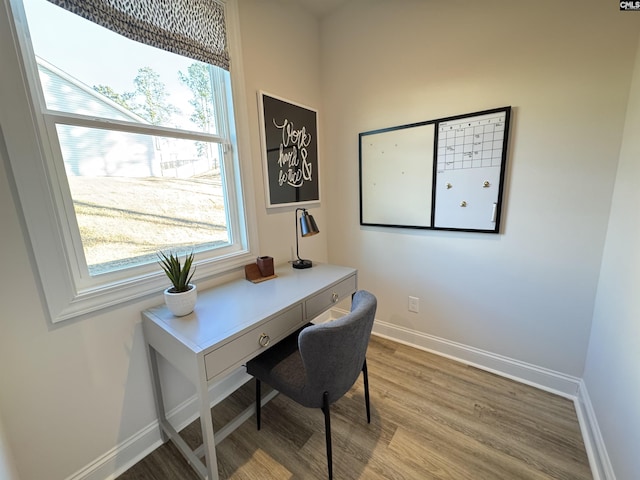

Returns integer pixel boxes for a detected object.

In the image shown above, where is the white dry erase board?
[359,106,511,233]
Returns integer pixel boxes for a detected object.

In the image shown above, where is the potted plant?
[158,251,197,316]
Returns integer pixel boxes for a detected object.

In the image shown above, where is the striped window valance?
[46,0,230,70]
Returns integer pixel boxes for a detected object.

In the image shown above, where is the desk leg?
[197,364,219,480]
[148,345,218,479]
[147,345,169,443]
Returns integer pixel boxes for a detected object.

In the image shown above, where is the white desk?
[142,263,357,480]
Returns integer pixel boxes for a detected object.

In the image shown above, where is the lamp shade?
[300,210,319,237]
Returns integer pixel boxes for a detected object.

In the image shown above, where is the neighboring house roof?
[34,57,206,179]
[35,56,159,177]
[36,56,148,124]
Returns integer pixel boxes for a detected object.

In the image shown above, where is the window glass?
[24,0,221,134]
[56,125,229,275]
[22,0,238,276]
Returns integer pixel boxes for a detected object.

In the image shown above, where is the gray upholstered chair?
[245,290,377,480]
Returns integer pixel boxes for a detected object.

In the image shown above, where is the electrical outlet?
[408,296,419,313]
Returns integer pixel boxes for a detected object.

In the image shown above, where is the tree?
[93,67,176,126]
[178,63,217,163]
[133,67,177,125]
[93,85,135,110]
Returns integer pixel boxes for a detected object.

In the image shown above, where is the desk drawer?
[305,274,357,320]
[204,303,303,381]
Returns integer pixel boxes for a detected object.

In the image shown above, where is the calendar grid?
[437,112,506,172]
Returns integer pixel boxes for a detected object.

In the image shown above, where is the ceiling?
[276,0,351,18]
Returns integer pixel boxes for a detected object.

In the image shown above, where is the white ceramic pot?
[164,284,197,317]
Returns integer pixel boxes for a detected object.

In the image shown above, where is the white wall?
[1,0,639,478]
[321,0,639,377]
[583,33,640,480]
[0,1,324,479]
[238,0,328,265]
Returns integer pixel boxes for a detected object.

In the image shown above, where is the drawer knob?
[331,292,339,303]
[258,333,270,347]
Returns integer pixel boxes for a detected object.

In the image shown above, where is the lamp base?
[292,259,313,269]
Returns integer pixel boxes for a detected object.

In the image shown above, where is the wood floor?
[117,336,592,480]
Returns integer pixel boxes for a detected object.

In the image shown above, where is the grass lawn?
[68,173,227,274]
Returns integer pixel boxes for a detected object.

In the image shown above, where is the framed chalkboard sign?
[258,92,320,208]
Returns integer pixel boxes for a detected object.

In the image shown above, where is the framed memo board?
[259,92,320,208]
[359,106,511,233]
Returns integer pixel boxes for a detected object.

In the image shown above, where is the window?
[2,0,257,322]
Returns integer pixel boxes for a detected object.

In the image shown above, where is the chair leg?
[362,358,371,423]
[322,391,333,480]
[255,378,262,430]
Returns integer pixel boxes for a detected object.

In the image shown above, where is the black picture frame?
[258,92,320,208]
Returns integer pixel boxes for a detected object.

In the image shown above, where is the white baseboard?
[371,318,580,397]
[368,317,615,480]
[66,313,613,480]
[64,368,253,480]
[575,380,616,480]
[66,312,337,480]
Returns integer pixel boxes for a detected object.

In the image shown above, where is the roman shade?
[46,0,230,69]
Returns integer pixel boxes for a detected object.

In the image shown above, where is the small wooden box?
[245,263,277,283]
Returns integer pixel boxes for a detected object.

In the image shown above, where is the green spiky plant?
[157,251,196,293]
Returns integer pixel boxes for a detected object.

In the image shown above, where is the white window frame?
[0,0,258,323]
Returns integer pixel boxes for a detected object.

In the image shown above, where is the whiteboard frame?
[359,106,511,234]
[359,121,435,228]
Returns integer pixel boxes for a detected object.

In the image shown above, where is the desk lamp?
[293,208,319,269]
